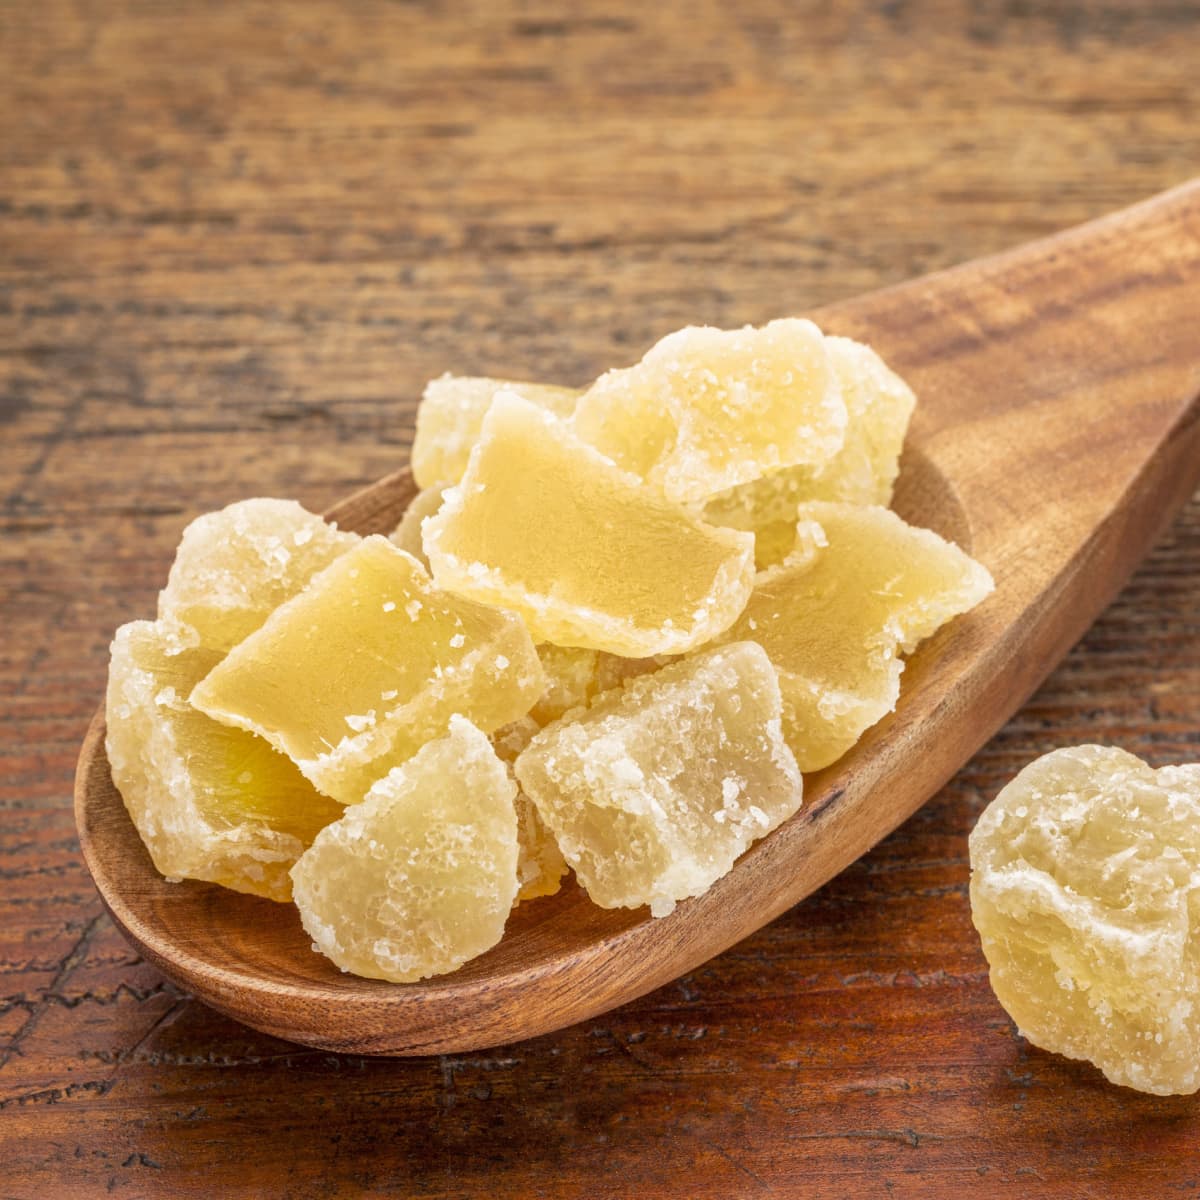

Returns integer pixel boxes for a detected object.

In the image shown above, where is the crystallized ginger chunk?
[191,536,543,804]
[492,717,569,902]
[290,717,520,982]
[590,652,674,697]
[722,503,992,772]
[571,320,846,505]
[159,499,358,653]
[970,745,1200,1096]
[412,374,579,488]
[389,484,449,569]
[423,393,754,656]
[106,620,343,902]
[529,644,599,725]
[515,643,803,917]
[706,338,916,568]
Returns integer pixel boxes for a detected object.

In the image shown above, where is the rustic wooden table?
[3,3,1198,1196]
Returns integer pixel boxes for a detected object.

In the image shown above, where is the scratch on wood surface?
[0,909,105,1072]
[694,1133,776,1192]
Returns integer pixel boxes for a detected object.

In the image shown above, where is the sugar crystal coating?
[106,620,343,901]
[492,717,569,902]
[705,338,916,567]
[571,320,846,505]
[158,499,358,652]
[515,642,803,917]
[970,745,1200,1096]
[412,374,579,488]
[423,393,755,656]
[389,484,449,569]
[290,717,520,982]
[721,503,993,771]
[590,652,675,697]
[191,536,544,804]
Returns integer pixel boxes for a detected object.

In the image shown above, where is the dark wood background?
[2,2,1198,1196]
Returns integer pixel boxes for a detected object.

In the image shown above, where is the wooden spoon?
[75,181,1200,1056]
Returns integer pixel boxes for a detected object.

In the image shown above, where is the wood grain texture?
[3,1,1200,1195]
[73,182,1200,1059]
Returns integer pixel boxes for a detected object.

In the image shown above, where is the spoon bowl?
[76,181,1200,1054]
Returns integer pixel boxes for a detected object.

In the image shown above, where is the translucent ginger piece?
[530,644,599,725]
[591,652,676,697]
[515,642,803,917]
[970,746,1200,1096]
[492,717,569,902]
[412,374,579,488]
[158,499,358,652]
[570,319,847,505]
[191,536,544,804]
[290,717,520,982]
[106,620,343,902]
[389,484,449,569]
[705,338,916,568]
[722,503,993,772]
[424,393,755,656]
[494,644,657,900]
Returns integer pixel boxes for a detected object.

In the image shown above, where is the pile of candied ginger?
[107,320,993,982]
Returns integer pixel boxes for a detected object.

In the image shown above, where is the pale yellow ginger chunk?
[491,644,619,902]
[722,503,993,772]
[571,319,846,505]
[590,652,677,697]
[158,498,358,652]
[530,644,599,725]
[106,620,343,902]
[706,338,916,567]
[290,717,520,982]
[970,745,1200,1096]
[492,717,569,902]
[389,484,449,569]
[412,374,579,488]
[515,643,803,917]
[191,536,544,804]
[423,393,754,656]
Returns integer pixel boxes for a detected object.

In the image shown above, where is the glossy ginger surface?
[423,393,755,656]
[191,536,544,804]
[721,503,993,771]
[106,620,342,902]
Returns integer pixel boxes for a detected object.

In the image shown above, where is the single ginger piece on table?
[191,536,544,804]
[970,744,1200,1096]
[290,716,520,982]
[515,642,803,918]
